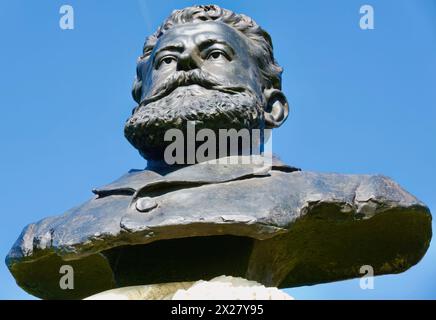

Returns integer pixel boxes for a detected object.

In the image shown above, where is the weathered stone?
[6,157,432,299]
[85,281,193,300]
[85,275,293,300]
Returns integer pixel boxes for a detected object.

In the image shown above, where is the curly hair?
[132,5,283,104]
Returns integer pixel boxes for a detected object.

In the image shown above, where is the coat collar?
[93,155,299,198]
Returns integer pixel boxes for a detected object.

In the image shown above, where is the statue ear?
[132,77,142,104]
[132,59,146,104]
[263,88,289,128]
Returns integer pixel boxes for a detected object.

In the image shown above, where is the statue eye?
[207,50,228,61]
[158,56,177,68]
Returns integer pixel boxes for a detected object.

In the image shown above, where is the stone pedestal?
[85,276,294,300]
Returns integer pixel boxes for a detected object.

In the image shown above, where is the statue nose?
[177,52,200,71]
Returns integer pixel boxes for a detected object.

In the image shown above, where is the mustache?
[138,69,252,107]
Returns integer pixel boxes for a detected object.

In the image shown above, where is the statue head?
[125,5,289,161]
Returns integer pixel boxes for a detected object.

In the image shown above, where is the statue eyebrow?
[155,43,184,55]
[197,38,234,54]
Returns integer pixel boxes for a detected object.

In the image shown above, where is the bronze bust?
[6,5,432,299]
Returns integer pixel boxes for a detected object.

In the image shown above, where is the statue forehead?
[153,21,248,51]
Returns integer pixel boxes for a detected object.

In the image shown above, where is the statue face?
[138,21,265,104]
[125,20,288,161]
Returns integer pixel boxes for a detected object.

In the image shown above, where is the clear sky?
[0,0,435,299]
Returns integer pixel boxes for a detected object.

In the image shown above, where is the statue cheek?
[143,68,170,96]
[233,56,264,95]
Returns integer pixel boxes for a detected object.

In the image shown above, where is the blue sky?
[0,0,435,299]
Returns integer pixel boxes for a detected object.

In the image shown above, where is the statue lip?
[140,83,248,106]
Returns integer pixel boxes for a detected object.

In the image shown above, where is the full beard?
[124,85,264,161]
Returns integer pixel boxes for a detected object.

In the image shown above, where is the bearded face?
[124,21,288,162]
[125,70,264,160]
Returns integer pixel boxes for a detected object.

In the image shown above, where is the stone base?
[85,275,294,300]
